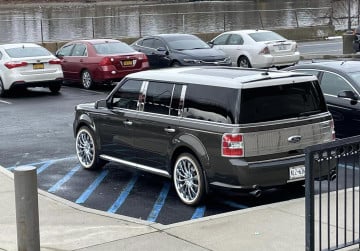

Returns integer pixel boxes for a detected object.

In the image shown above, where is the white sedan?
[0,43,63,97]
[209,30,300,69]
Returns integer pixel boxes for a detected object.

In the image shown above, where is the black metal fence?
[305,136,360,251]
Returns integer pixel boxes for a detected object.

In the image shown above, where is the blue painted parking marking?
[6,156,77,171]
[76,170,109,204]
[48,165,81,193]
[107,174,139,213]
[191,205,206,219]
[221,200,248,209]
[147,181,171,222]
[36,160,56,174]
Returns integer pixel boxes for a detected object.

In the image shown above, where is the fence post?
[294,9,299,28]
[40,19,44,44]
[182,14,185,33]
[258,11,264,29]
[223,12,226,31]
[138,12,142,37]
[92,17,95,38]
[305,148,315,251]
[14,166,40,251]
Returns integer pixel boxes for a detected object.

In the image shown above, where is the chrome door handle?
[123,120,133,126]
[164,128,175,133]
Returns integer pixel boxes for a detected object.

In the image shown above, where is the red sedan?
[56,39,149,89]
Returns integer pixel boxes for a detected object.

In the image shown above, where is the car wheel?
[172,61,181,67]
[81,70,93,89]
[75,126,106,170]
[49,83,61,93]
[238,56,252,68]
[0,78,6,97]
[173,153,205,206]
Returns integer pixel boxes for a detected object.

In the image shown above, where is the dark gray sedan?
[131,33,232,68]
[285,60,360,138]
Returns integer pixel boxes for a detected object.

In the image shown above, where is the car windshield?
[239,81,327,123]
[348,72,360,86]
[5,47,51,58]
[248,31,286,42]
[166,36,210,50]
[93,42,135,54]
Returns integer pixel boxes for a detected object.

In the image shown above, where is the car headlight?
[183,59,203,64]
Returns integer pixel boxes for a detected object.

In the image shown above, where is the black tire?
[173,153,205,206]
[49,83,61,93]
[81,70,94,90]
[171,61,181,67]
[0,78,6,97]
[75,126,106,169]
[238,56,252,68]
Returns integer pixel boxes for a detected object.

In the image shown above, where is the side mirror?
[338,90,359,100]
[208,41,214,48]
[95,99,108,109]
[55,51,64,59]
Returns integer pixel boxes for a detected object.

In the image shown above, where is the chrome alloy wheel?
[82,70,92,89]
[173,155,202,205]
[76,128,95,168]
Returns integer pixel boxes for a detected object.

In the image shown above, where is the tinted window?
[58,44,74,56]
[321,72,355,96]
[213,34,230,45]
[228,34,244,45]
[153,39,165,49]
[144,82,173,115]
[5,47,51,58]
[71,44,87,56]
[141,38,154,48]
[111,80,142,110]
[170,85,182,116]
[183,85,238,124]
[248,31,285,42]
[240,81,327,123]
[166,35,210,50]
[94,42,135,54]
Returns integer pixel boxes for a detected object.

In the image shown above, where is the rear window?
[93,42,135,54]
[5,47,51,58]
[248,31,285,42]
[239,81,327,124]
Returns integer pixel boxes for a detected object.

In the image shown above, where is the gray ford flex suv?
[73,67,335,205]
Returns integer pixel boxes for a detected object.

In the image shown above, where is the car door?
[152,38,170,68]
[56,43,75,80]
[319,71,360,138]
[96,79,142,162]
[66,43,88,81]
[136,38,160,68]
[132,81,183,172]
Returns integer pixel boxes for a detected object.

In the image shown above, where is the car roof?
[0,43,41,49]
[65,39,123,45]
[289,60,360,74]
[223,29,274,34]
[145,34,198,39]
[126,67,317,89]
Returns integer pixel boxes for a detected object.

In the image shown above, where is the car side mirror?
[95,99,109,109]
[337,90,359,100]
[55,51,64,59]
[207,41,214,48]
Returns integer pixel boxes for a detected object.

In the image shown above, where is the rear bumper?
[93,66,149,83]
[252,52,300,68]
[209,155,334,190]
[10,78,63,89]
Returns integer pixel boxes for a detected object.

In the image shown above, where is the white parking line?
[0,100,12,104]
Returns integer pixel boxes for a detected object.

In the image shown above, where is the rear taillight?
[99,57,114,66]
[330,119,336,140]
[138,53,149,68]
[4,61,28,69]
[222,133,244,157]
[259,46,270,55]
[49,58,61,64]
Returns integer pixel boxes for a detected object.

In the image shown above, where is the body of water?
[0,0,357,43]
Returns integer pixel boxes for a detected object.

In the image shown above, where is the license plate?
[33,63,44,70]
[122,60,133,66]
[289,165,305,180]
[277,44,288,50]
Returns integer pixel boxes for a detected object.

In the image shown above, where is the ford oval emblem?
[288,135,302,143]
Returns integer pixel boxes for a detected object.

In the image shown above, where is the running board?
[100,154,171,178]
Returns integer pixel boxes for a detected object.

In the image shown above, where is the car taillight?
[49,59,61,64]
[4,61,28,69]
[330,119,336,140]
[222,133,244,157]
[99,57,114,66]
[141,55,149,68]
[259,46,270,55]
